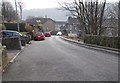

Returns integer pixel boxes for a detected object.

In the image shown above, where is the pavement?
[2,36,118,81]
[2,49,23,73]
[7,50,22,63]
[2,44,30,73]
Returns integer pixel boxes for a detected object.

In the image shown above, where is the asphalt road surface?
[3,36,118,81]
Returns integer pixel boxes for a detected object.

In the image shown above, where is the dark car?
[2,30,28,41]
[34,32,45,41]
[44,32,51,37]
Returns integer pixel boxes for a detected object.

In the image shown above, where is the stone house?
[55,21,66,31]
[60,17,81,36]
[102,19,118,37]
[26,17,55,33]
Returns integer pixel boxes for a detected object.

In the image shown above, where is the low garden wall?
[84,35,120,49]
[1,46,8,68]
[0,46,8,70]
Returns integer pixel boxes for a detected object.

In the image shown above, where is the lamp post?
[15,0,22,50]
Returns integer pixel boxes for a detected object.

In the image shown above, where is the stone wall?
[0,46,8,71]
[2,37,21,50]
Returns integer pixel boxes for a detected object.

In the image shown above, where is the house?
[60,17,81,36]
[55,21,67,31]
[26,17,55,33]
[102,19,118,37]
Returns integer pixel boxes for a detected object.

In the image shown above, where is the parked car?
[2,30,28,41]
[34,32,45,41]
[56,31,62,36]
[44,32,51,37]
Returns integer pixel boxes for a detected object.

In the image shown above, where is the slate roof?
[55,21,67,25]
[26,17,55,25]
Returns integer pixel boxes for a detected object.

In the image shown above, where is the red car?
[34,32,45,41]
[44,32,51,37]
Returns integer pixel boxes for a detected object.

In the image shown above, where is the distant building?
[26,17,55,32]
[60,17,81,36]
[102,19,118,37]
[55,21,67,31]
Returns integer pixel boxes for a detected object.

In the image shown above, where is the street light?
[15,0,22,50]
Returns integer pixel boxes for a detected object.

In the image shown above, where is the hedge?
[84,35,120,49]
[4,23,27,32]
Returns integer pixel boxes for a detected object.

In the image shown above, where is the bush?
[20,32,28,35]
[84,35,120,49]
[25,23,33,33]
[21,40,26,46]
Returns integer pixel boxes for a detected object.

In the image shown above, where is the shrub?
[21,40,26,46]
[25,23,33,33]
[20,32,28,35]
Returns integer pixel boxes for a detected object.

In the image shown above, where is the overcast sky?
[4,0,119,10]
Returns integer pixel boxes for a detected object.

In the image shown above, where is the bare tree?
[59,0,106,38]
[118,1,120,36]
[98,0,106,35]
[105,3,118,19]
[18,1,24,20]
[103,2,118,37]
[2,1,17,22]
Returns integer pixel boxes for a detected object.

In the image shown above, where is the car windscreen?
[2,31,13,37]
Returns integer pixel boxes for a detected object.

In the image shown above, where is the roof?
[67,17,79,24]
[26,17,55,25]
[55,21,67,24]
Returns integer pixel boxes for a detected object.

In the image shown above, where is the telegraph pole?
[15,0,22,49]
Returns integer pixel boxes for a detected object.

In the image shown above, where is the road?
[3,36,118,81]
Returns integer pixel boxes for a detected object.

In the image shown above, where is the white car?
[56,31,62,36]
